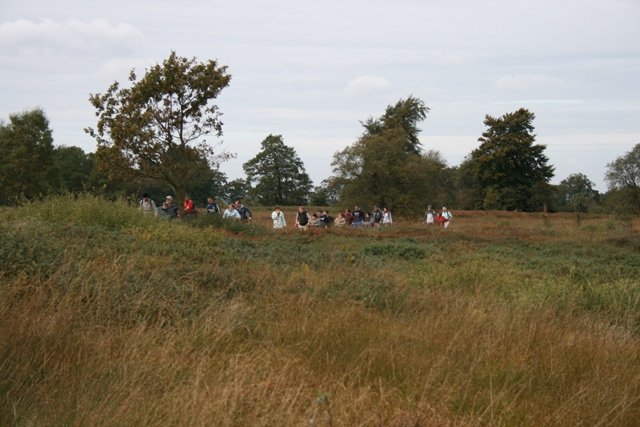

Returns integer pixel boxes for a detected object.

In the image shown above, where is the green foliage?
[331,97,447,215]
[0,108,54,204]
[471,108,554,211]
[222,179,249,205]
[361,95,428,155]
[556,173,600,213]
[85,51,233,214]
[243,134,312,206]
[363,241,426,261]
[605,143,640,213]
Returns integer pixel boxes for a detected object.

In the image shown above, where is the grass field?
[1,195,639,426]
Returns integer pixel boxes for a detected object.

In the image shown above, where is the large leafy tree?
[0,108,54,204]
[85,51,233,214]
[557,173,599,213]
[223,179,250,205]
[361,95,428,155]
[605,143,640,213]
[243,134,312,206]
[47,146,96,193]
[331,96,447,215]
[471,108,554,211]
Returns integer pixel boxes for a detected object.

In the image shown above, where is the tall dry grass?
[1,196,639,426]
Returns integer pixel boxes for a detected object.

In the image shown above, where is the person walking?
[234,201,252,222]
[352,205,365,227]
[139,193,158,216]
[223,204,241,220]
[295,206,311,231]
[183,193,196,217]
[344,208,354,226]
[424,205,436,226]
[165,196,179,220]
[271,205,287,229]
[206,197,221,213]
[382,207,393,225]
[441,207,452,228]
[370,206,383,227]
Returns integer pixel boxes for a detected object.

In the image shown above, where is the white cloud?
[494,74,564,92]
[344,75,392,98]
[0,19,143,56]
[93,57,154,80]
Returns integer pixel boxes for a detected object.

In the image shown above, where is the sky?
[1,0,639,192]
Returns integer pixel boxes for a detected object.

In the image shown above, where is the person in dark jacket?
[234,201,252,222]
[295,206,311,230]
[352,205,365,227]
[370,205,383,227]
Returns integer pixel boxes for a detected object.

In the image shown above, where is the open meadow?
[1,195,639,426]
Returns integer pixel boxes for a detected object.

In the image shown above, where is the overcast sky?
[2,0,639,191]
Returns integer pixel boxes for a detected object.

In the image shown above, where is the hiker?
[322,210,334,227]
[271,205,287,229]
[441,207,452,228]
[334,213,346,226]
[309,213,321,227]
[295,206,311,230]
[382,207,393,225]
[424,205,436,226]
[363,213,372,228]
[344,208,354,226]
[352,205,365,227]
[370,205,383,227]
[165,196,179,220]
[139,193,157,216]
[234,201,252,222]
[183,194,196,216]
[206,197,221,213]
[223,204,241,220]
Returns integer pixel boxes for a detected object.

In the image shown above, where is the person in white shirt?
[441,207,452,228]
[139,193,158,216]
[271,205,287,229]
[382,207,393,225]
[223,204,241,220]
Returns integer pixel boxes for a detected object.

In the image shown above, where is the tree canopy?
[360,95,428,155]
[243,134,312,206]
[85,51,232,213]
[331,96,447,214]
[0,108,54,204]
[557,173,599,213]
[605,143,640,213]
[471,108,554,211]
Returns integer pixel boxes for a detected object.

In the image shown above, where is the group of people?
[290,205,393,230]
[424,205,452,228]
[140,194,452,229]
[139,194,252,222]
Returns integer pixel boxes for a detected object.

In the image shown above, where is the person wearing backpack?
[441,207,452,228]
[370,205,383,227]
[295,206,311,231]
[139,193,158,216]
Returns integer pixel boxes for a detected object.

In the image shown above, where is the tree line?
[2,52,639,216]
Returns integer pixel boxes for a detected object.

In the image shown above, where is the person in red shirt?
[183,194,196,216]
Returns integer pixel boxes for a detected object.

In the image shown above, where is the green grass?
[1,195,639,426]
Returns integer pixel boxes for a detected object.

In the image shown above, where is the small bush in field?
[0,221,63,278]
[363,241,426,260]
[187,212,268,236]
